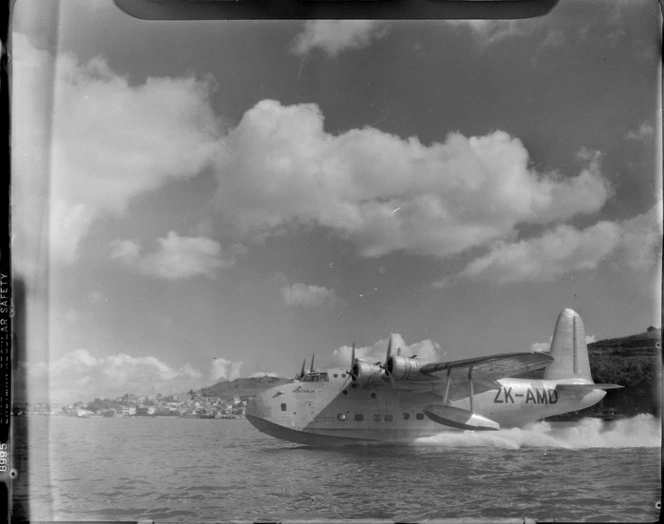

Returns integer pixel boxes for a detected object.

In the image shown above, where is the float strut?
[468,365,474,413]
[443,368,451,405]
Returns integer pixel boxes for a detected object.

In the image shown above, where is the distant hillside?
[585,327,661,418]
[200,376,293,399]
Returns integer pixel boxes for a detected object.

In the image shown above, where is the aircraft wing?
[418,352,555,399]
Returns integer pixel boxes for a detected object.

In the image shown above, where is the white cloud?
[281,283,337,307]
[250,371,279,378]
[445,19,538,47]
[457,221,622,285]
[331,334,443,368]
[614,205,662,272]
[111,231,243,279]
[291,21,390,56]
[12,34,222,264]
[210,357,243,383]
[213,99,611,259]
[109,239,141,263]
[530,341,551,353]
[449,203,661,286]
[625,122,655,141]
[531,29,566,65]
[27,349,204,403]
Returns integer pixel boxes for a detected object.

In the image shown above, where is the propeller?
[310,353,315,373]
[383,336,397,388]
[348,343,357,380]
[296,358,306,380]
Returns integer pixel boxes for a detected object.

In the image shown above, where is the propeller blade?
[310,353,315,373]
[397,347,401,356]
[348,343,357,378]
[386,336,392,361]
[298,358,306,379]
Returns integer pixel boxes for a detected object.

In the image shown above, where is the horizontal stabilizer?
[423,405,500,431]
[555,383,623,392]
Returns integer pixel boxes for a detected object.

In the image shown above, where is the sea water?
[11,415,661,522]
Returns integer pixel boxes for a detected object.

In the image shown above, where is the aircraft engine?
[352,361,385,386]
[386,355,424,380]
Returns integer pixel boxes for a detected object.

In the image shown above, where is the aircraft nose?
[246,389,273,420]
[245,395,262,418]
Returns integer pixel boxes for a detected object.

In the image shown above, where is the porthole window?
[415,413,424,420]
[341,374,346,378]
[373,414,382,422]
[384,414,393,422]
[281,403,287,412]
[370,392,376,399]
[403,413,410,420]
[342,390,348,395]
[333,373,338,378]
[351,383,357,389]
[337,413,347,421]
[354,414,364,421]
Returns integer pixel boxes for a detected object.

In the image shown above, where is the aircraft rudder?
[543,308,593,382]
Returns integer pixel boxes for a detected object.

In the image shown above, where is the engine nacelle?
[386,355,424,380]
[352,361,385,386]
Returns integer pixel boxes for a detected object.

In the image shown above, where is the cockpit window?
[302,372,329,382]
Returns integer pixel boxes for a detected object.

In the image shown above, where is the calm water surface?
[12,415,661,522]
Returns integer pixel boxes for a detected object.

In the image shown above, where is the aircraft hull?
[246,413,444,446]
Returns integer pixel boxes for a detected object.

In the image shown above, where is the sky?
[11,0,662,403]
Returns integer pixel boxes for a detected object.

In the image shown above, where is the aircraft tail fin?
[543,308,593,382]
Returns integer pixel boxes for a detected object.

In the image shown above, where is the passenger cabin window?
[354,414,364,421]
[384,414,393,422]
[302,372,329,382]
[373,414,382,422]
[415,413,424,420]
[281,403,287,411]
[337,413,346,421]
[403,413,410,420]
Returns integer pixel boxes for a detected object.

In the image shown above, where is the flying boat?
[246,309,622,445]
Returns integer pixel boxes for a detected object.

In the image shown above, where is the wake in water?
[415,414,661,449]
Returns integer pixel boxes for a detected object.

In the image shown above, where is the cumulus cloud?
[111,231,244,279]
[291,21,390,56]
[530,341,551,353]
[12,34,222,264]
[281,283,337,307]
[457,221,622,285]
[445,19,538,47]
[625,122,655,141]
[26,349,204,403]
[449,203,661,286]
[614,205,662,272]
[250,371,279,378]
[331,334,444,367]
[210,357,243,383]
[109,239,141,263]
[213,99,610,259]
